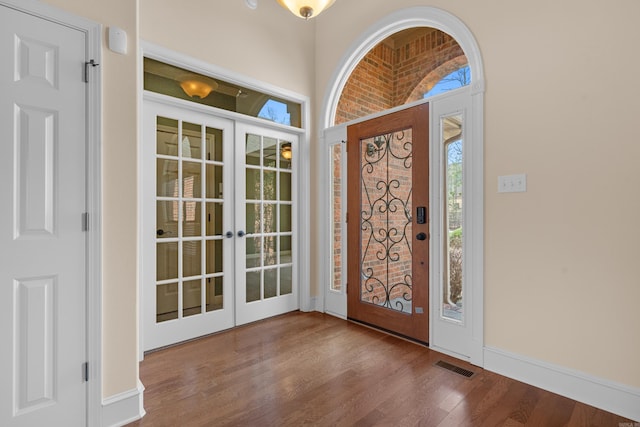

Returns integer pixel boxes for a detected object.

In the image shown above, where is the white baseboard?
[484,346,640,422]
[301,296,320,312]
[102,380,146,427]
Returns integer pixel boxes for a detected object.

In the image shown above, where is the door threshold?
[347,317,429,347]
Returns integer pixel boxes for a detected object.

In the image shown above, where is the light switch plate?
[498,174,527,193]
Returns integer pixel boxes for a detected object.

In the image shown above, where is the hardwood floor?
[128,312,632,427]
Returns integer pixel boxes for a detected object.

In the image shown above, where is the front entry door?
[143,99,299,351]
[347,104,429,343]
[0,4,88,425]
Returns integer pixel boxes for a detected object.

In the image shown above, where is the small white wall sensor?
[108,26,127,55]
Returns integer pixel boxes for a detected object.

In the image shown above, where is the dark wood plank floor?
[128,311,632,427]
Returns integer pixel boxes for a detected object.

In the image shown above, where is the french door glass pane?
[156,117,178,156]
[246,134,261,165]
[246,169,261,200]
[205,239,223,274]
[246,236,261,269]
[156,283,178,322]
[183,240,201,278]
[157,242,178,281]
[206,126,223,162]
[360,129,413,314]
[243,133,295,302]
[205,165,223,199]
[264,204,277,233]
[264,269,277,298]
[246,271,261,302]
[280,236,292,264]
[280,172,291,201]
[246,203,261,234]
[157,159,178,197]
[182,201,201,237]
[156,201,178,239]
[183,279,202,317]
[206,276,223,312]
[280,205,292,232]
[263,137,278,167]
[182,122,202,159]
[280,266,292,295]
[442,114,464,322]
[206,202,223,236]
[182,161,202,198]
[264,236,277,266]
[264,171,277,200]
[279,141,293,169]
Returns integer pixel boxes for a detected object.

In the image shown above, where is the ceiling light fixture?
[281,142,292,160]
[179,77,218,99]
[277,0,335,19]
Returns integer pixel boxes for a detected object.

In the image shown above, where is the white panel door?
[0,5,87,426]
[143,100,235,351]
[235,123,298,325]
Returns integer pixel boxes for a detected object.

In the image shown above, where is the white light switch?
[498,174,527,193]
[108,26,127,55]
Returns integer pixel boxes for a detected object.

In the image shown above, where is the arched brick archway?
[334,27,467,125]
[405,55,468,104]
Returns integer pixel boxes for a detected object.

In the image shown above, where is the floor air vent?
[435,360,475,378]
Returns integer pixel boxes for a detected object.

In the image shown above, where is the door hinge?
[345,212,349,223]
[82,212,89,231]
[84,59,99,83]
[82,362,89,382]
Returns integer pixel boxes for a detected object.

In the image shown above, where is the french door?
[347,104,429,343]
[143,99,298,351]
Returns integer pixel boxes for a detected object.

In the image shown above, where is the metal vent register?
[435,360,475,378]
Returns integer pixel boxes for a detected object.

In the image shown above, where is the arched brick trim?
[405,55,468,104]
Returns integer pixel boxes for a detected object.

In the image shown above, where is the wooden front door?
[347,104,429,344]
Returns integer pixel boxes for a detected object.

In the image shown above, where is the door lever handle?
[237,230,246,237]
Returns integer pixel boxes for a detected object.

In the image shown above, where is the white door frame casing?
[0,0,102,425]
[318,6,485,366]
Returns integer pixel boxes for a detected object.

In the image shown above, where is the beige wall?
[39,0,640,404]
[316,0,640,388]
[139,0,316,97]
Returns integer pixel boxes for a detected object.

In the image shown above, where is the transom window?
[144,57,302,128]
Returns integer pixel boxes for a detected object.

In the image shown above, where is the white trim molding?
[101,380,146,427]
[485,346,640,422]
[320,6,485,130]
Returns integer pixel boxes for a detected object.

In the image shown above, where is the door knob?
[225,231,233,238]
[157,229,165,236]
[416,232,427,241]
[237,230,246,237]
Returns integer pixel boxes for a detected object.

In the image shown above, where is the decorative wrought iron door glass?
[360,129,413,314]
